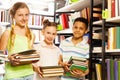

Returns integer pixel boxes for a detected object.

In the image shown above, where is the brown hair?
[43,19,57,29]
[9,2,32,50]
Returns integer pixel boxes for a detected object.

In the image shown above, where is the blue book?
[106,59,110,80]
[114,60,118,80]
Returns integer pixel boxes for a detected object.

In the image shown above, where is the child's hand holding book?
[8,54,21,66]
[8,49,40,66]
[70,65,89,77]
[64,56,89,77]
[32,64,43,78]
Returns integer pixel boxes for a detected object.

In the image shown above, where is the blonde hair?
[9,2,32,50]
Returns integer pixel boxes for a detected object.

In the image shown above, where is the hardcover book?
[40,66,64,77]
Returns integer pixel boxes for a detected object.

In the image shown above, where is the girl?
[33,19,63,80]
[0,2,35,80]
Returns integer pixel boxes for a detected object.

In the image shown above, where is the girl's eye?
[18,14,22,16]
[47,32,50,34]
[26,14,29,16]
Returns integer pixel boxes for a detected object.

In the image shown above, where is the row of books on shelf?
[106,59,120,80]
[107,26,120,50]
[0,10,9,22]
[106,0,120,50]
[0,10,54,27]
[95,59,120,80]
[58,8,90,31]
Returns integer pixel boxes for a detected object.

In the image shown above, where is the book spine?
[106,59,110,80]
[114,60,118,80]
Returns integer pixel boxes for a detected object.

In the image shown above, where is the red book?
[111,0,115,17]
[59,14,69,29]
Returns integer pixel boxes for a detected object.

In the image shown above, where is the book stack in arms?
[10,49,40,66]
[40,66,64,77]
[65,56,88,77]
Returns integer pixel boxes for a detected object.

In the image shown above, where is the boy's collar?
[66,36,88,45]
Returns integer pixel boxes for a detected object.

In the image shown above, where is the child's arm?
[58,54,70,71]
[0,30,10,51]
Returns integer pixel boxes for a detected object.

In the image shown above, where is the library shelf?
[56,0,102,13]
[93,16,120,26]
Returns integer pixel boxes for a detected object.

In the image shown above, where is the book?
[42,72,64,77]
[118,60,120,80]
[114,60,118,80]
[41,66,64,72]
[40,66,64,77]
[106,59,110,80]
[68,56,87,63]
[95,63,102,80]
[59,13,69,29]
[15,49,36,55]
[110,59,114,80]
[68,56,87,66]
[69,64,87,71]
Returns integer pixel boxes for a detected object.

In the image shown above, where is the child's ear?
[41,29,44,35]
[85,29,88,34]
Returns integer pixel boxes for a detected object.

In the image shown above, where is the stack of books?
[65,56,88,77]
[0,49,40,66]
[10,49,40,66]
[40,66,64,77]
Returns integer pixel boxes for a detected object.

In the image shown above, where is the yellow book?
[95,63,102,80]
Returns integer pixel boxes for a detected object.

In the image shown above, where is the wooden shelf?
[30,9,54,17]
[56,0,102,13]
[0,6,9,10]
[57,29,72,34]
[28,25,43,30]
[93,16,120,25]
[0,22,10,26]
[93,48,120,53]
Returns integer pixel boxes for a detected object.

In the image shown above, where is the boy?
[59,17,89,80]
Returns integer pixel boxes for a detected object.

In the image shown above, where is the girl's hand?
[8,54,20,66]
[32,64,43,78]
[61,62,71,71]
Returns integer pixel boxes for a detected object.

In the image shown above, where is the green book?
[64,64,87,77]
[118,61,120,80]
[70,64,87,71]
[110,59,114,80]
[70,0,79,3]
[116,27,120,49]
[68,56,87,64]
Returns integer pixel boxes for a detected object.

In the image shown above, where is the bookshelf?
[90,0,120,80]
[55,0,102,80]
